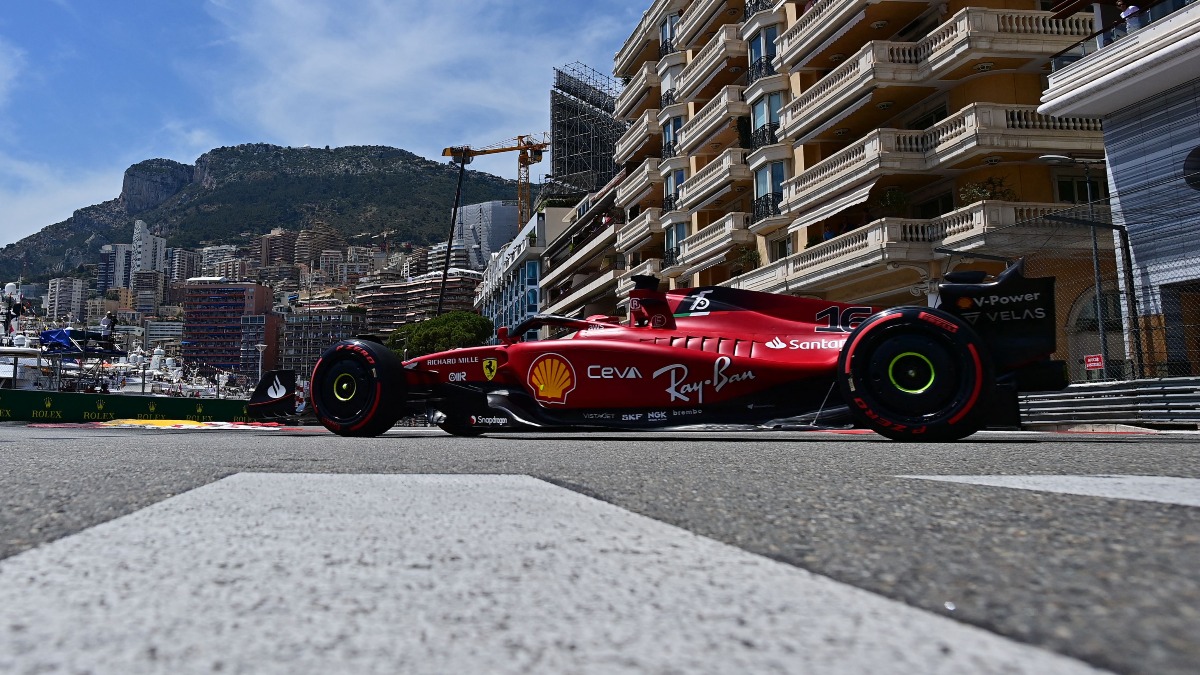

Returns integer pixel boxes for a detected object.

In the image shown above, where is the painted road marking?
[902,474,1200,507]
[0,474,1108,674]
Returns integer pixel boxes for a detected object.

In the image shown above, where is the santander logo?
[765,337,788,349]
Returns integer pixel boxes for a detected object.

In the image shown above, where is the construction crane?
[442,133,550,227]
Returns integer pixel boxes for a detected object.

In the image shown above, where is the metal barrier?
[1020,377,1200,427]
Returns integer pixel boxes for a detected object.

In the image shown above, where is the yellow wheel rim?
[333,373,357,402]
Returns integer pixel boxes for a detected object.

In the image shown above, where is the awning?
[797,91,875,144]
[796,10,866,69]
[787,179,879,234]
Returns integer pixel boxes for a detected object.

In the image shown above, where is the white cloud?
[200,0,637,180]
[0,152,123,247]
[0,38,22,108]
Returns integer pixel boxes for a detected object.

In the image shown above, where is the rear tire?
[310,340,404,437]
[837,307,992,441]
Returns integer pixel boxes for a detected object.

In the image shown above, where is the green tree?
[386,311,494,358]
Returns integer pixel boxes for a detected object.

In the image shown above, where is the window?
[525,261,538,285]
[769,235,792,262]
[665,222,688,250]
[751,92,783,131]
[755,162,785,198]
[1056,176,1109,204]
[907,103,948,130]
[662,116,684,155]
[915,192,955,219]
[748,26,778,64]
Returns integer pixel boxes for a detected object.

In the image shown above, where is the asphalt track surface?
[1,422,1197,674]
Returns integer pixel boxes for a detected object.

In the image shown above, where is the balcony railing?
[779,9,1095,140]
[616,258,665,297]
[614,61,661,120]
[678,212,753,267]
[677,24,747,99]
[615,108,662,166]
[752,192,782,222]
[661,141,679,159]
[663,246,683,266]
[782,103,1103,213]
[616,157,664,208]
[747,55,776,85]
[750,122,779,150]
[677,84,748,155]
[616,207,664,253]
[662,192,681,213]
[743,0,773,22]
[678,147,752,212]
[660,88,677,108]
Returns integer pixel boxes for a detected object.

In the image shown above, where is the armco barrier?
[1020,377,1200,428]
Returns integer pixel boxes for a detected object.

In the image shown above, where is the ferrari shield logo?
[482,358,498,381]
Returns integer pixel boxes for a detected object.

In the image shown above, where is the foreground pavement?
[0,424,1197,673]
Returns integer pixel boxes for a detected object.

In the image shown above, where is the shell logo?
[528,354,576,404]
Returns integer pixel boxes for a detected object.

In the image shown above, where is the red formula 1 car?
[309,259,1066,441]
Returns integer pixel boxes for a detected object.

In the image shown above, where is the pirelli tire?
[310,339,404,437]
[837,307,993,442]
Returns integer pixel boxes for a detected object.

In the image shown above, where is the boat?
[1,283,297,424]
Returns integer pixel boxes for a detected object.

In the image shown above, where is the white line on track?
[900,474,1200,507]
[0,473,1109,674]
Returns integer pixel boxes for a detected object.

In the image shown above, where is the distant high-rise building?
[47,278,86,323]
[427,240,471,272]
[179,280,274,376]
[454,201,520,270]
[98,243,134,292]
[294,222,345,268]
[356,268,482,335]
[280,308,367,382]
[260,228,298,267]
[199,245,239,276]
[132,220,167,274]
[167,248,202,282]
[131,270,167,317]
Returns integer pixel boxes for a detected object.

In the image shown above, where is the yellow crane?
[442,133,550,227]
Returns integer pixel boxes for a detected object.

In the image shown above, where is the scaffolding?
[549,62,627,194]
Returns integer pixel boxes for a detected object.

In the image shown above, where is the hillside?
[0,144,519,282]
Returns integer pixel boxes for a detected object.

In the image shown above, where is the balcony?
[749,121,780,151]
[616,258,665,298]
[750,191,790,236]
[616,207,664,253]
[779,9,1095,142]
[719,200,1112,294]
[543,269,623,317]
[781,103,1104,216]
[676,212,755,276]
[614,61,661,121]
[616,157,664,209]
[776,0,934,71]
[615,109,663,165]
[676,0,742,50]
[677,85,749,155]
[540,221,620,290]
[615,0,688,77]
[676,25,749,101]
[1041,2,1200,116]
[678,147,753,213]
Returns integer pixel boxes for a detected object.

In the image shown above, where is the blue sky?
[0,0,649,247]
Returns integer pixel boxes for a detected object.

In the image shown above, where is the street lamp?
[1039,154,1109,378]
[255,343,267,381]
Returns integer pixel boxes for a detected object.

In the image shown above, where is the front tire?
[310,340,404,437]
[837,307,992,441]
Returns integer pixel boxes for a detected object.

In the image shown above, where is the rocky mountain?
[0,144,519,282]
